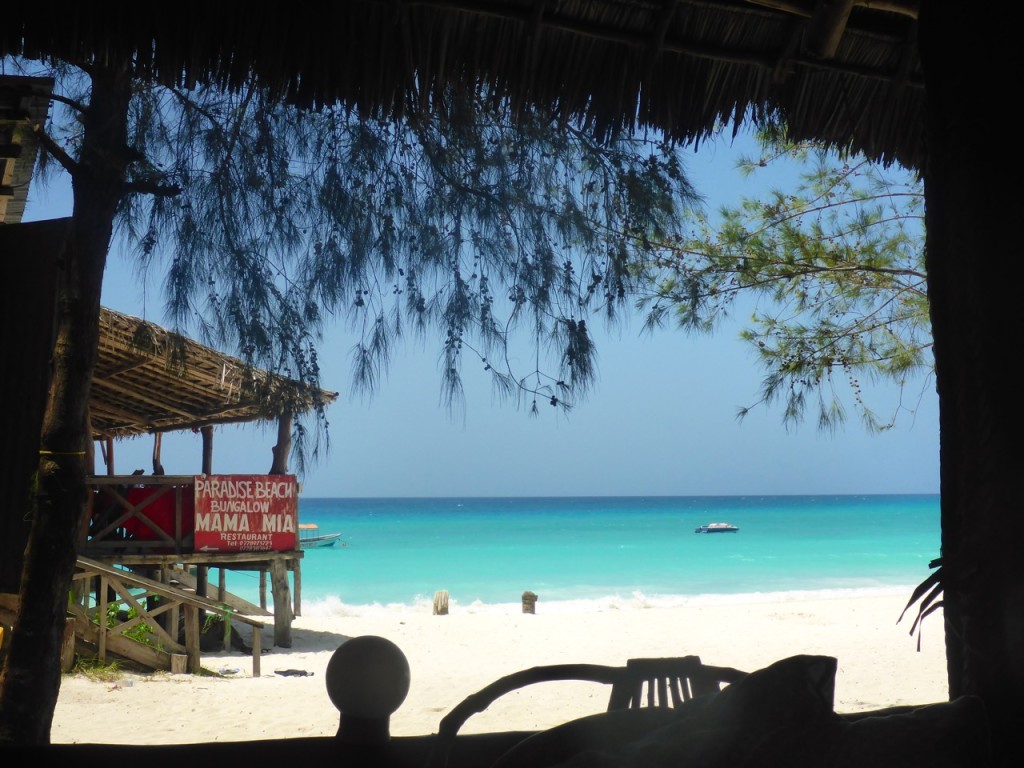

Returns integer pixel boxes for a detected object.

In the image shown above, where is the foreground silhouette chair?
[426,656,747,768]
[607,655,747,709]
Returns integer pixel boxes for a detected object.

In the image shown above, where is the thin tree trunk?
[0,221,64,594]
[0,65,133,745]
[270,411,293,475]
[920,6,1020,767]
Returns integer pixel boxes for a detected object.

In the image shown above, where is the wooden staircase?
[68,557,267,675]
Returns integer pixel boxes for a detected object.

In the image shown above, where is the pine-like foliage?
[100,82,699,453]
[638,134,930,433]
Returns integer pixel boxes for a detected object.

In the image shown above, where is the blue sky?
[24,132,939,498]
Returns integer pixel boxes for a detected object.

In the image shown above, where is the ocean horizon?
[225,494,941,618]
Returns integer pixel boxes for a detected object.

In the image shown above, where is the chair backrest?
[425,657,747,768]
[607,655,747,710]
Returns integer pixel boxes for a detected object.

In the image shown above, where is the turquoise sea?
[229,495,941,616]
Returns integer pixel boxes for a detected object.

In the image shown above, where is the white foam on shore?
[301,584,916,618]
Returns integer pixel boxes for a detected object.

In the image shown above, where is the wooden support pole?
[292,559,301,617]
[153,568,168,634]
[259,569,267,611]
[196,566,208,599]
[60,617,76,672]
[168,598,180,644]
[433,590,450,615]
[184,604,200,673]
[270,558,292,648]
[196,565,209,626]
[201,425,214,475]
[98,577,108,662]
[251,627,261,677]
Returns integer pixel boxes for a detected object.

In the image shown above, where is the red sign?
[193,475,298,552]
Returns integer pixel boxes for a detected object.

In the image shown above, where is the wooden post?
[259,568,267,611]
[168,589,180,646]
[218,567,226,602]
[196,565,208,599]
[292,559,302,617]
[201,425,213,475]
[522,591,538,614]
[223,608,232,649]
[183,604,200,673]
[170,653,188,674]
[196,565,208,626]
[60,617,76,672]
[251,626,261,678]
[270,558,292,648]
[152,568,167,634]
[433,590,450,615]
[97,577,108,662]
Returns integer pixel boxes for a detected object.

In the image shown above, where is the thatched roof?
[91,307,338,440]
[3,1,923,169]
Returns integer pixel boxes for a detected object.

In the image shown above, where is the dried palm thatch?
[91,307,337,440]
[3,1,923,169]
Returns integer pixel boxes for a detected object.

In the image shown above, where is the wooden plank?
[80,550,304,567]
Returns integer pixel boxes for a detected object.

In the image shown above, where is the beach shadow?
[278,624,354,653]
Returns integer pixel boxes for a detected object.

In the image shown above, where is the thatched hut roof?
[3,1,923,169]
[91,307,338,440]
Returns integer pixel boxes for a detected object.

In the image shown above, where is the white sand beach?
[50,591,948,745]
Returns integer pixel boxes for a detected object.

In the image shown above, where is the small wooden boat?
[694,522,739,533]
[299,522,342,548]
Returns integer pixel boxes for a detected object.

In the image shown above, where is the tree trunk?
[270,411,293,474]
[0,65,133,745]
[920,7,1021,767]
[0,221,65,594]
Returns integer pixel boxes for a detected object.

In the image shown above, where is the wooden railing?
[70,556,265,676]
[83,475,197,555]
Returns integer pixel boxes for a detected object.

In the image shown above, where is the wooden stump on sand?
[522,591,538,614]
[433,590,450,615]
